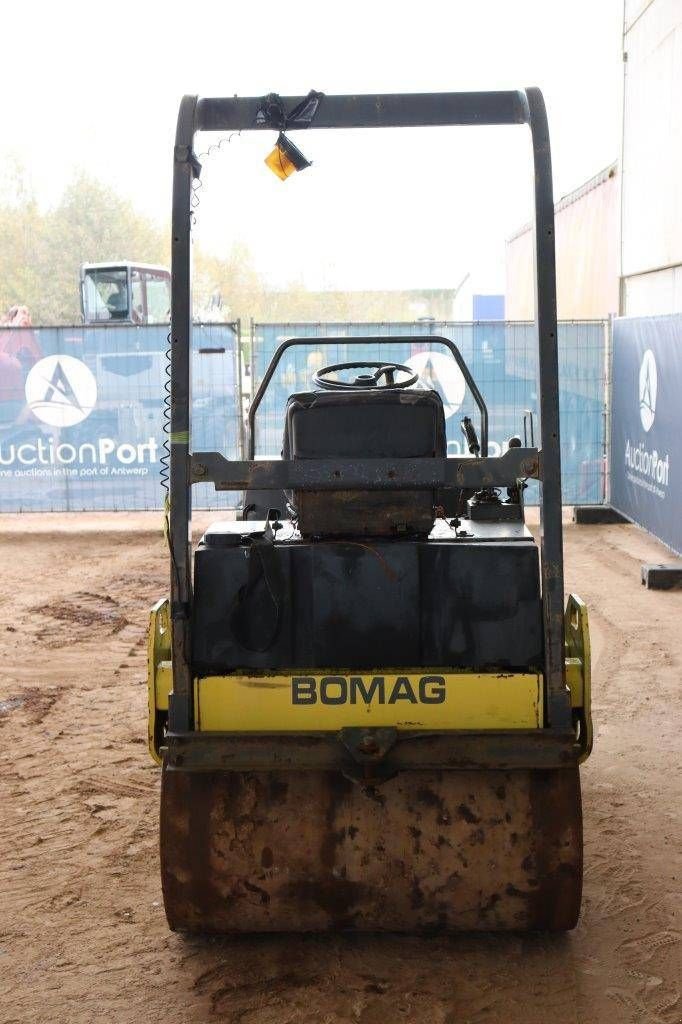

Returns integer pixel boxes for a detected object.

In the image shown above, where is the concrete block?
[573,506,629,525]
[641,564,682,590]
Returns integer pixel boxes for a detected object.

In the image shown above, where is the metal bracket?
[340,727,398,762]
[564,594,593,762]
[339,727,399,783]
[174,144,202,179]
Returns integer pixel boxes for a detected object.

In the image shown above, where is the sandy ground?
[0,511,679,1024]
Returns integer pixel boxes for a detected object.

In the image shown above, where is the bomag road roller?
[147,88,593,932]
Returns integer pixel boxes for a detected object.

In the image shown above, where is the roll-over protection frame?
[168,89,570,739]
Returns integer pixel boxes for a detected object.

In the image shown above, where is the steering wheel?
[314,360,419,391]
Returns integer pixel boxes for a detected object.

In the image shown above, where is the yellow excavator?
[148,88,592,932]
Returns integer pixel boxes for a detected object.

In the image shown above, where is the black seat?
[282,388,446,537]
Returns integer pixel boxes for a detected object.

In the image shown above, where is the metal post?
[235,319,246,460]
[248,316,255,456]
[168,94,198,732]
[525,87,571,729]
[603,317,613,505]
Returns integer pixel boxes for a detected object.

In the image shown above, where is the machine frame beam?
[190,448,539,490]
[163,728,579,773]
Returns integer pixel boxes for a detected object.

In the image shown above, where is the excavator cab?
[81,262,170,325]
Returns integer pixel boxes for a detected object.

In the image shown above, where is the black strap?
[230,521,285,652]
[255,90,324,131]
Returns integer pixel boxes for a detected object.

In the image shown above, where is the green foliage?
[0,160,450,325]
[0,163,168,323]
[41,175,169,323]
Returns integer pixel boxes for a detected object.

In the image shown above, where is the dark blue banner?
[0,322,240,511]
[611,315,681,555]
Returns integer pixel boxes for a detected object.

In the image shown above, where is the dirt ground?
[0,511,679,1024]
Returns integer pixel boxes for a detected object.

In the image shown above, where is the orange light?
[265,133,311,181]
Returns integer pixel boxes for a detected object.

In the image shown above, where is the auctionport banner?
[0,322,240,511]
[611,315,681,554]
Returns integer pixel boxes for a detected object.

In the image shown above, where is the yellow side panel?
[155,662,172,711]
[565,657,584,708]
[195,671,543,732]
[147,598,171,765]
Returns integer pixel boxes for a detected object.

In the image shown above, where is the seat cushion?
[283,388,446,460]
[282,388,446,537]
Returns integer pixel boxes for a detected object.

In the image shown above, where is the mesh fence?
[0,322,241,511]
[251,320,608,505]
[1,318,607,510]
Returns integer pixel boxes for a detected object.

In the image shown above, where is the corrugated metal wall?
[621,0,682,315]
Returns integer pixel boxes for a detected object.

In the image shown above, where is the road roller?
[147,87,593,932]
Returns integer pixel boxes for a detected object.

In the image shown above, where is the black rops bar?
[169,88,568,734]
[196,91,528,132]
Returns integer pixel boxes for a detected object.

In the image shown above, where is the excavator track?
[160,761,582,932]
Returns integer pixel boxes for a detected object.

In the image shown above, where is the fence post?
[235,319,246,460]
[603,316,613,505]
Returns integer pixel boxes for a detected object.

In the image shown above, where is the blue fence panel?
[0,322,241,511]
[251,320,607,505]
[0,318,606,511]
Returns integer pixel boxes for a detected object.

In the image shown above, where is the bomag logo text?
[291,675,446,706]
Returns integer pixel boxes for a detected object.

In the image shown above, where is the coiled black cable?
[162,131,242,524]
[160,329,172,498]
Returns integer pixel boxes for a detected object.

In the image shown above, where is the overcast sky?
[2,0,623,294]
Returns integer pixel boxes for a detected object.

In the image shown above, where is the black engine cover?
[283,389,447,537]
[192,537,543,674]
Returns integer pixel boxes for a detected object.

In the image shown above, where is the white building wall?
[623,265,682,315]
[506,164,619,321]
[621,0,682,313]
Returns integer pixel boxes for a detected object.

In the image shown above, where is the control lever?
[461,415,481,456]
[523,409,535,447]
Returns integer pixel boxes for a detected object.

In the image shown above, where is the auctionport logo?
[624,347,669,499]
[25,355,98,427]
[639,349,657,432]
[406,350,466,419]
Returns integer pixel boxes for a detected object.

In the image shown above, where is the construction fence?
[251,320,609,506]
[0,318,608,511]
[0,322,241,511]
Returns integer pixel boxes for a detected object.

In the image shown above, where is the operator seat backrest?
[282,388,446,537]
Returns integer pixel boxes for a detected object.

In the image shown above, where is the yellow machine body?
[148,595,591,763]
[149,594,591,933]
[194,671,543,732]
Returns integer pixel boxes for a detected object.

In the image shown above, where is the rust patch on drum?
[160,764,583,933]
[527,767,583,930]
[457,802,481,824]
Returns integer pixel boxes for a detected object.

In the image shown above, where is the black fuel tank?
[192,536,543,674]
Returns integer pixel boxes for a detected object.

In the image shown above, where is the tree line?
[0,160,436,325]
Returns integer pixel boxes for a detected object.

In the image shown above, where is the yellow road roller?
[148,88,593,932]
